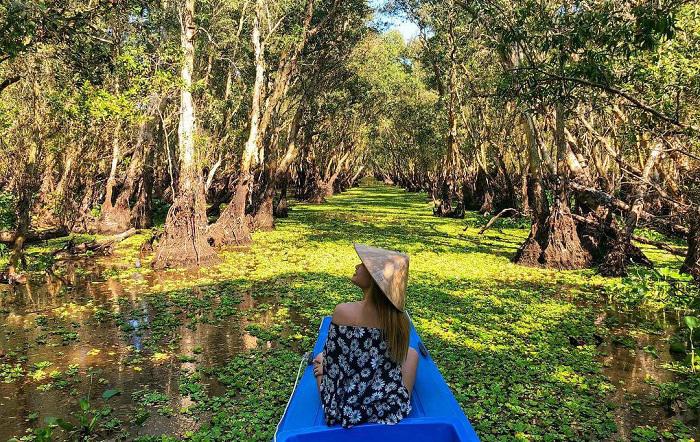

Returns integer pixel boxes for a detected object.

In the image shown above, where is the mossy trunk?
[514,190,591,269]
[153,182,218,269]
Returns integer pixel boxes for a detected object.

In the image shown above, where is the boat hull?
[274,316,480,441]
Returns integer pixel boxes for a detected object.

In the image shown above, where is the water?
[0,259,289,441]
[600,306,700,439]
[2,257,698,440]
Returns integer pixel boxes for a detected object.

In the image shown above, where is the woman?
[312,243,419,428]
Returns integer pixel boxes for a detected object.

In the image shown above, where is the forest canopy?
[1,0,699,279]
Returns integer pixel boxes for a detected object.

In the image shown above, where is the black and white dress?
[319,321,412,428]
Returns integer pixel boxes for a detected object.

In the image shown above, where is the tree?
[153,0,218,268]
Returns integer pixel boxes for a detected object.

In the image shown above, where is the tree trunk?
[475,165,493,214]
[537,104,591,269]
[152,0,218,269]
[98,97,159,234]
[307,149,350,204]
[250,188,275,231]
[599,136,664,276]
[131,139,154,229]
[208,0,265,247]
[274,173,289,218]
[7,78,43,278]
[513,114,549,265]
[514,107,592,269]
[513,175,549,265]
[538,198,592,269]
[103,122,121,213]
[249,104,303,229]
[434,4,461,219]
[681,205,700,281]
[7,191,32,278]
[495,150,517,210]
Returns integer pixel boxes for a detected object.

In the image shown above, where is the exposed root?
[152,189,219,269]
[513,202,591,270]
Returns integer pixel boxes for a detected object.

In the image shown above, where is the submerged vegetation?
[1,184,698,440]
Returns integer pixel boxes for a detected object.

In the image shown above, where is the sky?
[369,0,420,42]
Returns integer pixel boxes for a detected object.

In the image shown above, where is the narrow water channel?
[1,256,698,440]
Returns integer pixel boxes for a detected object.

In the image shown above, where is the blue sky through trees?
[370,0,420,41]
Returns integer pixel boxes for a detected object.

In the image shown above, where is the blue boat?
[274,315,481,442]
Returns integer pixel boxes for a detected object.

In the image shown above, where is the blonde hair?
[367,279,409,364]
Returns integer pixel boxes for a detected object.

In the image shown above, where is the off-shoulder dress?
[319,321,412,428]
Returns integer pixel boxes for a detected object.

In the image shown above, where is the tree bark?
[434,2,461,218]
[599,136,664,276]
[513,113,549,265]
[249,105,304,230]
[98,96,159,233]
[7,78,43,279]
[681,205,700,281]
[153,0,218,269]
[102,123,121,212]
[538,104,592,269]
[306,149,351,203]
[208,0,265,247]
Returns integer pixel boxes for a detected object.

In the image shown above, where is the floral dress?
[319,321,412,428]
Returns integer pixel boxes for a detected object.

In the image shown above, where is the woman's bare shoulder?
[331,302,380,328]
[331,302,360,324]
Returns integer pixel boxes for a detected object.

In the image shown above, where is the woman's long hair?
[367,279,409,364]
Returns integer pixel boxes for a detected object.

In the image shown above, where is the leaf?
[102,389,121,400]
[88,415,99,431]
[55,418,75,431]
[684,316,699,330]
[135,410,150,425]
[79,398,90,412]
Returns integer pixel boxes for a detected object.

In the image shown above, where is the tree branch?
[0,76,21,94]
[531,68,697,132]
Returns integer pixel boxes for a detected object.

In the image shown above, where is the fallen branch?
[631,235,686,257]
[0,227,69,245]
[53,228,139,258]
[474,208,520,233]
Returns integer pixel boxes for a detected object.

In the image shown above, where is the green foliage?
[0,191,16,231]
[605,270,700,311]
[0,362,24,383]
[5,185,700,441]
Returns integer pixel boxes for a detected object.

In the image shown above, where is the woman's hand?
[312,352,324,377]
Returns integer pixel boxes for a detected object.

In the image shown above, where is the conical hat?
[354,243,409,312]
